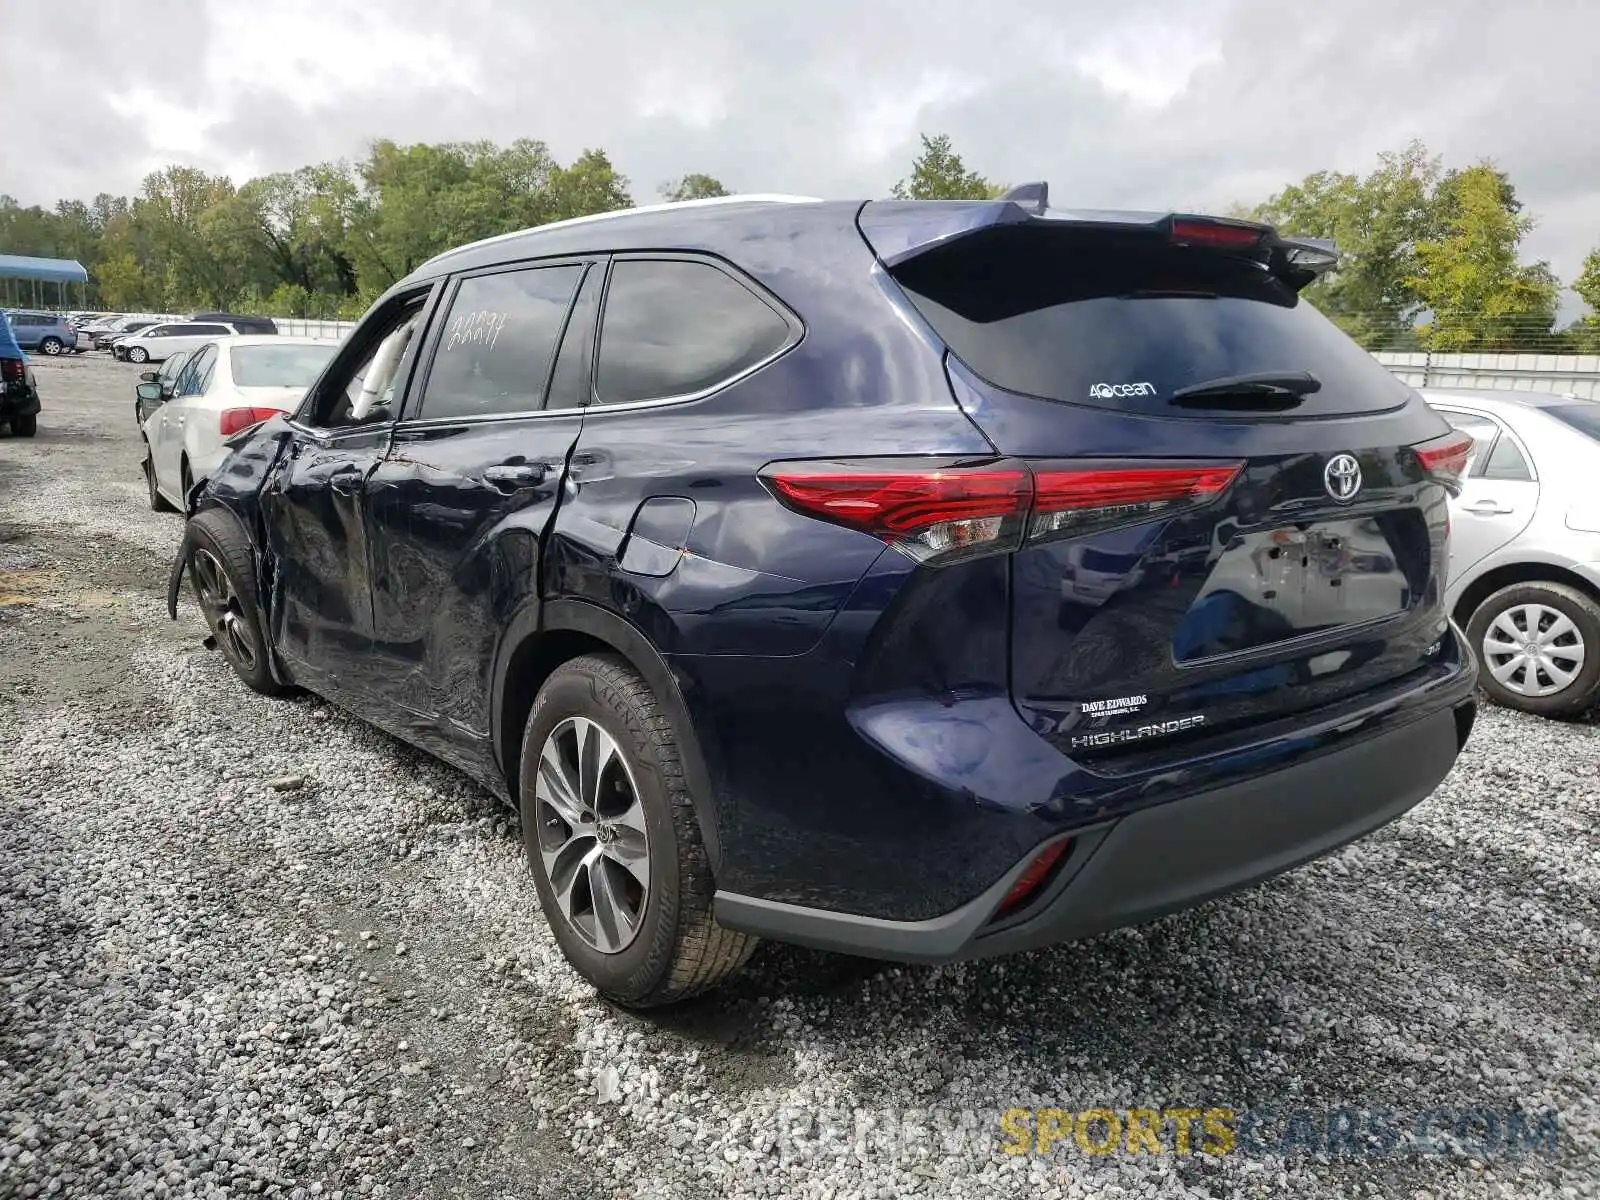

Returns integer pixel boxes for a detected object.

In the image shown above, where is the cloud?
[3,0,1596,305]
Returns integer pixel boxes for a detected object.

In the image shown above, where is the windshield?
[1547,404,1600,442]
[891,228,1413,418]
[230,343,336,388]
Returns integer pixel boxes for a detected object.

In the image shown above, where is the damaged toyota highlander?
[165,189,1479,1008]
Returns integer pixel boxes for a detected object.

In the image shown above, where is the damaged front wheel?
[182,509,288,696]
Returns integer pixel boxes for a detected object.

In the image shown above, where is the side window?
[197,349,218,393]
[545,265,603,410]
[194,324,229,336]
[176,346,212,396]
[1481,431,1533,482]
[416,264,584,420]
[303,291,432,431]
[594,259,793,406]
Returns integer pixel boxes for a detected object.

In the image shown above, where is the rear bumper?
[715,696,1475,963]
[0,387,41,418]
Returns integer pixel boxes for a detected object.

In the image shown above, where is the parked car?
[95,318,158,351]
[190,311,278,336]
[134,350,193,427]
[3,311,76,356]
[140,336,339,509]
[114,321,237,364]
[165,192,1479,1008]
[0,312,40,436]
[1422,389,1600,717]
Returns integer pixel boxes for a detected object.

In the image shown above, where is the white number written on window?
[444,309,509,354]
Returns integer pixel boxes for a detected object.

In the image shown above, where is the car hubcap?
[1482,603,1585,698]
[190,548,258,672]
[42,341,60,355]
[534,716,650,954]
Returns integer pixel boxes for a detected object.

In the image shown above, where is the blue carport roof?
[0,254,90,284]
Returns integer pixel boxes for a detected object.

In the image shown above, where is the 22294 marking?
[444,310,509,354]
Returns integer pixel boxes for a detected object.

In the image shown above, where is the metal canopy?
[0,253,90,284]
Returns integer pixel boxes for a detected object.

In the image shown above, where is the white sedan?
[140,336,340,510]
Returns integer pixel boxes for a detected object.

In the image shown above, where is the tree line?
[2,131,1596,352]
[0,141,728,320]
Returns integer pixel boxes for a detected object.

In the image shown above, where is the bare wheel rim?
[534,715,650,955]
[1481,602,1586,698]
[190,547,258,672]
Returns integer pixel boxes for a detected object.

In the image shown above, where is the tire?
[180,459,195,505]
[10,414,37,437]
[38,337,64,356]
[1466,581,1600,719]
[184,508,286,696]
[126,346,148,363]
[519,654,757,1008]
[144,446,176,512]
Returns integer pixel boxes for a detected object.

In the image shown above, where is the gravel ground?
[1,353,1598,1200]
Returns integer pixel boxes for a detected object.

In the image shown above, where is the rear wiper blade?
[1171,370,1323,408]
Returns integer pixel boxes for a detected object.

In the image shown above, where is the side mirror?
[138,370,158,382]
[136,382,163,402]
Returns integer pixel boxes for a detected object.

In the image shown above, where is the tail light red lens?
[0,359,24,382]
[762,457,1241,565]
[763,459,1031,564]
[219,406,282,437]
[1413,431,1474,496]
[1030,462,1242,541]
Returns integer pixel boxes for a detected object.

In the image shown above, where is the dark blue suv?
[169,192,1479,1007]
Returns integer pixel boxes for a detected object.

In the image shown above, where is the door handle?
[1463,500,1513,516]
[329,467,364,496]
[482,463,548,491]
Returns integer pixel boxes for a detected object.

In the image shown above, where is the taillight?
[0,359,23,383]
[762,457,1241,565]
[219,406,281,436]
[1170,216,1266,249]
[1030,462,1242,541]
[762,458,1030,564]
[1413,431,1473,496]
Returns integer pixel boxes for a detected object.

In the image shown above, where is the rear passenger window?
[418,265,583,419]
[1482,431,1532,481]
[595,259,792,405]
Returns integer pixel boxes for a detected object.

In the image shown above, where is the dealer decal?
[1081,694,1147,716]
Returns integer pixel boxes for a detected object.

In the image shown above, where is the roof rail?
[420,194,826,272]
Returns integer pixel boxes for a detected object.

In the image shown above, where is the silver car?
[1422,389,1600,718]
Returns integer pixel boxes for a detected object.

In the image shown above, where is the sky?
[4,0,1597,312]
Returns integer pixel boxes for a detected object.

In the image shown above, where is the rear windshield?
[230,344,336,388]
[1547,404,1600,442]
[890,228,1413,417]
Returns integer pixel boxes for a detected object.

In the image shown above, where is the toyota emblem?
[1324,453,1362,502]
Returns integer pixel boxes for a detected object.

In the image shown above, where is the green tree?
[1250,141,1444,348]
[660,174,730,202]
[1407,164,1558,351]
[1564,246,1600,352]
[891,133,993,200]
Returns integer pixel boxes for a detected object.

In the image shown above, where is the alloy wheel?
[190,548,259,673]
[533,716,651,954]
[1481,602,1586,698]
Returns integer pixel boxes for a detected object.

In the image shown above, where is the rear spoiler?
[859,189,1339,291]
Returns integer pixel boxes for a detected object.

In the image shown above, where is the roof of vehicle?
[1421,388,1597,411]
[410,194,832,279]
[217,334,340,349]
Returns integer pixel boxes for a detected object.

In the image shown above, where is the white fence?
[1375,352,1600,400]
